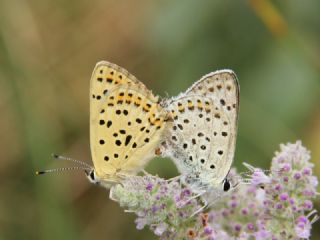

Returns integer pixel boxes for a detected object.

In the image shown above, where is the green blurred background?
[0,0,319,239]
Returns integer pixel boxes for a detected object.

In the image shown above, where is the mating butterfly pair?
[38,61,239,196]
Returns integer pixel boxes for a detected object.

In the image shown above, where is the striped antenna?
[35,154,92,176]
[51,153,92,168]
[36,166,91,175]
[241,162,284,177]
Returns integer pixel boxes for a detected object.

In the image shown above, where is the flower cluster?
[266,141,318,239]
[110,141,319,239]
[199,141,319,239]
[110,174,203,239]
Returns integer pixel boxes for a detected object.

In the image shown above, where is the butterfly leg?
[165,175,181,183]
[141,169,158,178]
[191,204,207,218]
[189,195,208,217]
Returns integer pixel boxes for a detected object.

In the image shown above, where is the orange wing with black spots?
[90,61,169,183]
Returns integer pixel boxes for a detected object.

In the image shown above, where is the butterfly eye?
[89,170,95,181]
[223,179,231,192]
[85,170,96,182]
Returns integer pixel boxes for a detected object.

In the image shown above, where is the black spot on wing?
[125,135,132,146]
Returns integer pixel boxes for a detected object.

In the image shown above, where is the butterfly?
[37,61,170,188]
[159,70,239,196]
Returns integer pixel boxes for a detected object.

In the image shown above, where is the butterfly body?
[160,70,239,194]
[89,61,169,187]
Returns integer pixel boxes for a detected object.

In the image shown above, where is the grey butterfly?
[159,70,240,197]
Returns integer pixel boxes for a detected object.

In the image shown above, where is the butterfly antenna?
[36,166,91,175]
[51,153,92,169]
[232,172,256,185]
[241,162,275,177]
[237,178,252,185]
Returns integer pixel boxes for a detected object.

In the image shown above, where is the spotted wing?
[185,70,239,183]
[161,70,239,186]
[90,61,169,181]
[161,96,215,175]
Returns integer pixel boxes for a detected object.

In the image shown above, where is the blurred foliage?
[0,0,319,239]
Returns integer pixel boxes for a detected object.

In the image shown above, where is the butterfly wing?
[90,61,169,182]
[184,70,239,184]
[161,70,239,188]
[162,95,218,191]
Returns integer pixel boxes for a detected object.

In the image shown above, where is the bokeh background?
[0,0,319,239]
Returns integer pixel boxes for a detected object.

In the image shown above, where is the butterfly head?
[85,169,100,185]
[84,168,119,189]
[204,176,232,194]
[222,177,231,192]
[211,170,237,193]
